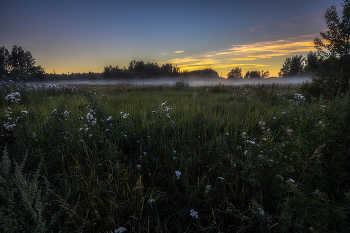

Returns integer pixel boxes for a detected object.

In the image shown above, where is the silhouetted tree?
[249,70,262,78]
[8,46,35,76]
[278,55,305,77]
[227,67,242,78]
[0,46,9,77]
[182,68,219,79]
[303,51,321,74]
[29,66,45,81]
[299,0,350,99]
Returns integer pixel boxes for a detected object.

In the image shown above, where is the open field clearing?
[1,81,349,232]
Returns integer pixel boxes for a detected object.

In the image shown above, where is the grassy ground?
[0,81,349,232]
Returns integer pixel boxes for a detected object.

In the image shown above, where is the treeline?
[103,60,221,80]
[227,67,270,79]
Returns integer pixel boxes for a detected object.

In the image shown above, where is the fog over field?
[29,76,312,87]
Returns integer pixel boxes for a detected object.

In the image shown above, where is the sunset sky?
[0,0,344,77]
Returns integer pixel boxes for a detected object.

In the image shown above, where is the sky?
[0,0,344,77]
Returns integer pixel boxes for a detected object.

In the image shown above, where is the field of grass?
[0,80,349,232]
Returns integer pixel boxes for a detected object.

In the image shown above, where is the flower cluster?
[5,92,21,103]
[153,102,172,119]
[175,170,181,179]
[190,209,199,218]
[31,83,78,93]
[120,112,129,119]
[3,107,24,131]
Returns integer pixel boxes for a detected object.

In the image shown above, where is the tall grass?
[0,81,349,232]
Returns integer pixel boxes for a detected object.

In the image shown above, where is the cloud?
[161,53,168,55]
[160,34,317,75]
[174,50,184,53]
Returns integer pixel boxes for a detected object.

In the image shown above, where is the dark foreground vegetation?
[0,80,350,232]
[1,1,350,232]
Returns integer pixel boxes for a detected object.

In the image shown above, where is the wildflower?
[4,122,16,131]
[258,207,265,216]
[86,112,94,121]
[63,111,70,117]
[51,109,57,115]
[175,170,181,179]
[190,209,198,218]
[22,110,28,114]
[89,134,93,138]
[5,92,21,102]
[107,116,113,122]
[114,227,127,233]
[218,177,225,181]
[206,185,212,191]
[136,165,141,169]
[148,198,155,203]
[173,157,177,160]
[276,175,284,181]
[6,107,12,114]
[91,120,96,126]
[85,127,89,131]
[287,178,295,183]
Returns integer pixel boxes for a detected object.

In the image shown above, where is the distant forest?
[0,45,326,82]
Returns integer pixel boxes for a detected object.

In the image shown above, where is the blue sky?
[0,0,344,77]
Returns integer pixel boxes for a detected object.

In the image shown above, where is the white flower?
[114,227,127,233]
[173,157,177,160]
[148,198,155,203]
[175,170,181,179]
[218,177,225,181]
[276,175,284,181]
[190,209,198,218]
[136,165,141,169]
[258,207,265,216]
[206,185,212,191]
[287,178,295,183]
[22,110,28,114]
[107,116,113,122]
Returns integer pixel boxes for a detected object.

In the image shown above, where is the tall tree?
[227,67,242,78]
[314,1,350,63]
[0,46,9,77]
[278,55,305,77]
[299,0,350,99]
[8,46,35,76]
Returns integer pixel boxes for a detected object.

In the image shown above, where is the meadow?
[0,80,349,232]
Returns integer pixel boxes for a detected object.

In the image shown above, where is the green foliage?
[0,147,51,232]
[173,79,189,90]
[0,82,350,232]
[302,0,350,99]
